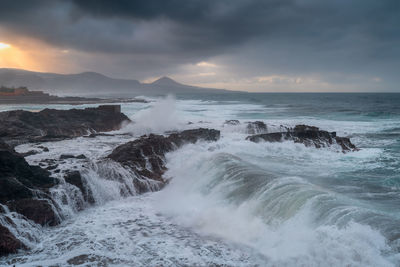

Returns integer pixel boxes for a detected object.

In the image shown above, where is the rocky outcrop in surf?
[0,105,130,145]
[0,139,60,256]
[246,124,357,152]
[0,140,57,207]
[108,128,220,193]
[223,120,268,134]
[0,224,26,256]
[246,121,268,134]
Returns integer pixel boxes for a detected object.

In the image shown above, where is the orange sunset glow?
[0,41,41,71]
[0,38,81,74]
[0,42,11,49]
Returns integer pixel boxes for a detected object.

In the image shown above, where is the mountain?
[0,68,227,97]
[151,76,184,87]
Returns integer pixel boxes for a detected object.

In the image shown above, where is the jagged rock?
[64,171,84,194]
[0,139,59,237]
[59,154,87,160]
[246,124,357,152]
[45,164,58,171]
[6,199,59,226]
[0,225,26,256]
[167,128,220,146]
[0,105,130,145]
[0,140,57,203]
[335,137,358,151]
[37,146,49,152]
[20,150,40,157]
[246,121,267,134]
[85,133,115,138]
[60,154,75,160]
[64,171,94,204]
[108,128,220,193]
[223,120,268,134]
[224,120,240,126]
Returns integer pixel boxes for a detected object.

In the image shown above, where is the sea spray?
[2,93,400,266]
[0,204,43,249]
[154,134,400,265]
[124,94,184,135]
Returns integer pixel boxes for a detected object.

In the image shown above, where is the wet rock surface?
[0,105,130,145]
[60,154,87,160]
[224,119,240,126]
[0,140,57,203]
[0,225,26,256]
[246,121,268,134]
[0,105,131,257]
[223,120,268,134]
[0,139,60,256]
[64,171,94,204]
[6,199,59,226]
[108,128,220,193]
[247,124,357,152]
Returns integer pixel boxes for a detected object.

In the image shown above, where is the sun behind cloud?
[0,36,80,74]
[0,41,38,70]
[0,42,11,49]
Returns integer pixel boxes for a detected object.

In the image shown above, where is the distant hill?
[151,76,184,87]
[0,68,228,97]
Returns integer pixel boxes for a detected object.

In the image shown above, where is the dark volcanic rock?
[0,140,57,203]
[20,150,40,157]
[60,154,87,160]
[246,124,357,152]
[335,136,357,151]
[64,171,94,204]
[108,128,220,193]
[167,128,220,146]
[224,120,240,126]
[0,138,59,247]
[64,171,85,194]
[223,120,268,134]
[0,105,130,145]
[59,154,76,160]
[246,121,267,134]
[37,146,49,152]
[0,225,26,256]
[45,164,58,171]
[7,199,59,226]
[86,132,115,138]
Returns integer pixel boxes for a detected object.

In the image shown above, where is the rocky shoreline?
[0,105,130,146]
[246,124,358,152]
[0,105,358,256]
[0,97,149,105]
[108,128,220,193]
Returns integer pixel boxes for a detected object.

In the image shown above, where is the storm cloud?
[0,0,399,91]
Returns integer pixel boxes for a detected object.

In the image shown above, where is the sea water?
[1,93,400,266]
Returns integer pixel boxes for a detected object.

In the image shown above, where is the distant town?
[0,86,147,104]
[0,86,50,97]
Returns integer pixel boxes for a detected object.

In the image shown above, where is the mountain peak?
[152,76,182,86]
[77,71,108,79]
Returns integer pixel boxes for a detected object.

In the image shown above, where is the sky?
[0,0,399,92]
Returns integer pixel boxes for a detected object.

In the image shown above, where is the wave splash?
[155,139,400,266]
[2,94,400,266]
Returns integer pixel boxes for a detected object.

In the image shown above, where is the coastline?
[0,95,399,266]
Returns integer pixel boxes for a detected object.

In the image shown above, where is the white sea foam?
[2,97,400,266]
[154,138,399,266]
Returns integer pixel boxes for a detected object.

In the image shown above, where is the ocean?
[1,93,400,266]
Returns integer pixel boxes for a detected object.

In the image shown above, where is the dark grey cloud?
[0,0,399,90]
